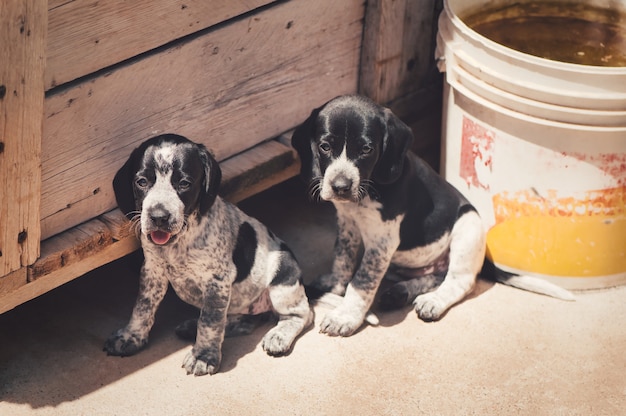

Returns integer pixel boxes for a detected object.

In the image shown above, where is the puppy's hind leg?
[378,274,445,311]
[414,211,486,321]
[226,313,273,337]
[175,314,272,341]
[175,319,198,341]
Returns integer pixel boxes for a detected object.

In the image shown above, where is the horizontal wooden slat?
[0,268,27,297]
[40,0,364,240]
[29,219,113,281]
[46,0,275,89]
[0,237,141,315]
[220,139,298,202]
[99,210,135,242]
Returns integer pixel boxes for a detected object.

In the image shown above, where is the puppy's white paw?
[319,308,363,337]
[103,328,147,356]
[182,349,220,376]
[414,292,449,321]
[262,327,293,356]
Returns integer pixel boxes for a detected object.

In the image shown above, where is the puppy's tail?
[485,261,576,301]
[306,286,380,326]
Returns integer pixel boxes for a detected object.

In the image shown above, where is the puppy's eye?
[135,177,148,188]
[178,179,192,191]
[362,145,373,155]
[319,142,331,153]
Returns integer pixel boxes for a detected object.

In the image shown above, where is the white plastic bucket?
[437,0,626,289]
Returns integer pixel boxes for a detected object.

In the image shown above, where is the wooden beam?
[0,268,27,297]
[1,237,141,315]
[0,1,46,276]
[219,139,299,202]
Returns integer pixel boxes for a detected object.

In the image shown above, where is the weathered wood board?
[0,1,46,277]
[219,139,298,202]
[47,0,276,89]
[41,0,364,240]
[29,220,113,281]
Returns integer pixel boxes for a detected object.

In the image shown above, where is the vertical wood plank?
[0,1,46,276]
[359,0,437,106]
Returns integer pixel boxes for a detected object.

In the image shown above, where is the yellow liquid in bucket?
[487,215,626,276]
[487,186,626,277]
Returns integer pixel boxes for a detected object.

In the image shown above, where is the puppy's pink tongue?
[150,231,171,245]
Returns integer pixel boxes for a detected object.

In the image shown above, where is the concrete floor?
[1,177,625,416]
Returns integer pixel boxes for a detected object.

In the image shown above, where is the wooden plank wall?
[47,0,275,89]
[41,0,364,240]
[0,1,46,278]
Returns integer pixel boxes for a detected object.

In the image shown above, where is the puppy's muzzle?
[322,174,362,203]
[330,175,353,199]
[144,204,178,245]
[148,206,171,228]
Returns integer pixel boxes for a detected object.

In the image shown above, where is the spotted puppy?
[292,95,573,337]
[103,134,313,375]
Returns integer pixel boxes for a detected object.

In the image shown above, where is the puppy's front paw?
[103,328,147,356]
[262,327,293,356]
[414,292,448,321]
[319,308,363,337]
[182,348,221,376]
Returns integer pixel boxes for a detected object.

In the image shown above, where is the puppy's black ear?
[113,146,142,218]
[291,106,322,184]
[373,108,413,184]
[197,144,222,215]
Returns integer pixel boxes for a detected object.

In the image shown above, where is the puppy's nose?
[331,176,352,196]
[149,207,170,227]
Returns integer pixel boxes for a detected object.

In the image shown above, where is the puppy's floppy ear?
[113,146,143,218]
[291,106,323,184]
[197,144,222,215]
[373,108,414,184]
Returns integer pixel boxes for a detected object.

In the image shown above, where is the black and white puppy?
[103,134,313,375]
[292,95,573,337]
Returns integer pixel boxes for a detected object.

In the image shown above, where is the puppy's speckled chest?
[144,240,230,307]
[143,211,238,304]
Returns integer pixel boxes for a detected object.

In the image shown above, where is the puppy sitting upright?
[292,95,572,337]
[104,134,313,375]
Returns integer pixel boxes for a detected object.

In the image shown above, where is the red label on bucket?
[460,116,493,190]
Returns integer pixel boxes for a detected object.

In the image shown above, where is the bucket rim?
[443,0,626,75]
[449,62,626,125]
[449,74,626,132]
